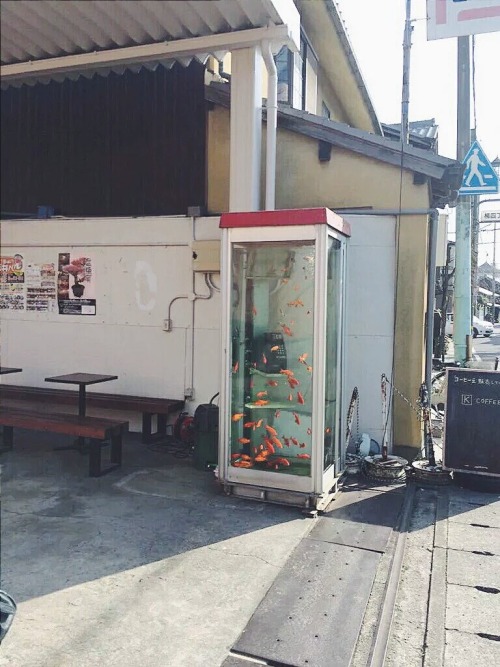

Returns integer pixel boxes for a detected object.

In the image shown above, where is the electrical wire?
[471,35,477,134]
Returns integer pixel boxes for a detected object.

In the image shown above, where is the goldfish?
[240,454,253,461]
[265,425,278,436]
[298,353,308,364]
[265,442,275,454]
[288,377,300,388]
[255,419,263,428]
[256,391,268,398]
[274,410,281,418]
[267,380,279,387]
[233,460,253,468]
[325,427,331,434]
[293,412,301,425]
[297,453,311,459]
[283,437,291,447]
[280,323,293,336]
[253,447,258,455]
[262,353,267,365]
[299,443,306,448]
[287,298,304,307]
[254,454,268,462]
[291,437,299,446]
[307,428,312,435]
[232,361,239,373]
[272,436,284,449]
[232,413,245,422]
[238,437,251,445]
[274,456,290,466]
[231,453,243,460]
[297,391,305,405]
[254,399,269,406]
[288,393,293,401]
[244,421,256,428]
[306,366,313,373]
[280,369,294,377]
[270,345,280,352]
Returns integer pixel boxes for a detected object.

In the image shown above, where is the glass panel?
[324,237,342,472]
[230,241,315,476]
[275,46,291,104]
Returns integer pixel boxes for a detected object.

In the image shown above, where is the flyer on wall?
[26,262,57,312]
[0,254,25,310]
[57,253,96,315]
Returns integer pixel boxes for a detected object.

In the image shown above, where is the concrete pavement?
[0,425,499,666]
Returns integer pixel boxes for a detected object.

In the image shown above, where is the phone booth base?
[219,208,350,511]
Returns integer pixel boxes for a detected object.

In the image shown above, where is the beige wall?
[207,105,428,447]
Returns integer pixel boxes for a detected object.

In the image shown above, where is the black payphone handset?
[253,332,287,373]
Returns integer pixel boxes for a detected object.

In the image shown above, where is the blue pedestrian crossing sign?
[459,140,499,196]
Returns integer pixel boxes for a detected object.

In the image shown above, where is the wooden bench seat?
[0,407,128,477]
[0,384,184,442]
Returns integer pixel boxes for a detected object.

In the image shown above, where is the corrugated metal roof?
[0,0,297,86]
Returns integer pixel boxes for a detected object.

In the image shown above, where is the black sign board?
[443,368,500,477]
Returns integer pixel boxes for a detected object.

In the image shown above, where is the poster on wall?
[57,253,96,315]
[26,262,57,312]
[0,254,25,310]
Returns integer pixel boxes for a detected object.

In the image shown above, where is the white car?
[445,313,494,338]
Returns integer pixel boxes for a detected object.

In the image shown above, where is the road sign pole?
[454,35,471,363]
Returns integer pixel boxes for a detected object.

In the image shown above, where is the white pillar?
[229,46,262,212]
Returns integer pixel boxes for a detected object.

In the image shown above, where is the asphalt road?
[473,323,500,367]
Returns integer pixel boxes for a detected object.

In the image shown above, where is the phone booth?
[219,208,350,510]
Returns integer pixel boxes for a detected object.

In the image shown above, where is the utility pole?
[453,36,471,363]
[493,224,497,321]
[401,0,413,145]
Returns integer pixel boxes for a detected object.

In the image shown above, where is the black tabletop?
[45,373,118,386]
[0,367,23,375]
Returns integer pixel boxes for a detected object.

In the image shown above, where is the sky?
[335,0,500,265]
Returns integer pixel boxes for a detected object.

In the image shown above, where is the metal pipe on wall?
[261,40,277,211]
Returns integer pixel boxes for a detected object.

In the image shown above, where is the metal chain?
[381,373,424,421]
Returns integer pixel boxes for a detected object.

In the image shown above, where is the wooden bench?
[0,407,128,477]
[0,385,184,443]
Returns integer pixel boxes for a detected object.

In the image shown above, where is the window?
[273,31,317,112]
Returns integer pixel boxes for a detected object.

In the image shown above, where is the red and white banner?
[427,0,500,40]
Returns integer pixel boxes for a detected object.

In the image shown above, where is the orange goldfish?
[270,345,280,352]
[272,436,284,449]
[262,353,267,365]
[267,380,279,387]
[287,299,304,307]
[255,419,263,428]
[288,377,300,388]
[298,353,308,364]
[325,427,331,434]
[306,366,313,373]
[307,428,312,435]
[280,369,294,377]
[231,453,242,460]
[283,437,291,447]
[233,460,253,468]
[232,413,245,422]
[297,453,311,459]
[288,393,293,401]
[299,443,306,448]
[274,456,291,466]
[293,412,301,425]
[240,454,253,461]
[297,391,305,405]
[254,399,269,406]
[291,437,299,446]
[238,437,251,445]
[244,421,256,428]
[274,410,281,418]
[256,391,268,398]
[281,323,293,336]
[265,425,278,436]
[254,454,268,462]
[232,361,239,373]
[265,442,275,454]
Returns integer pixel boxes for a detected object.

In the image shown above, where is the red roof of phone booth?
[219,207,351,236]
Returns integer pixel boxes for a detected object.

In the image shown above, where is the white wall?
[343,215,396,449]
[1,213,395,444]
[0,216,222,429]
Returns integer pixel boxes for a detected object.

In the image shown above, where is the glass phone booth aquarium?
[219,208,351,511]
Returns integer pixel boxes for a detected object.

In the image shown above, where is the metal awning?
[0,0,299,87]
